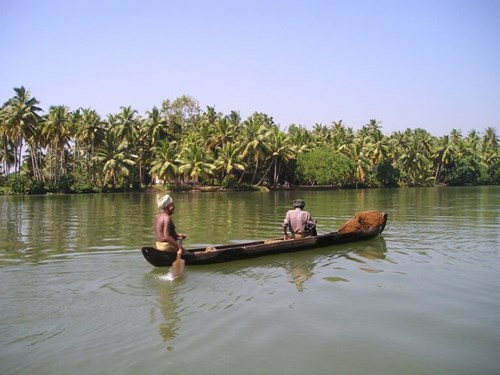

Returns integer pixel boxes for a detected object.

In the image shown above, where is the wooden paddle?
[170,238,185,279]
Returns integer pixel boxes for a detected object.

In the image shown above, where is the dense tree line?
[0,86,498,194]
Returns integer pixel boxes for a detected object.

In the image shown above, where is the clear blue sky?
[1,0,499,136]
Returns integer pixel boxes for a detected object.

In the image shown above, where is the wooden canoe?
[141,210,388,267]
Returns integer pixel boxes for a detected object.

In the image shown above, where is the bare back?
[155,212,175,242]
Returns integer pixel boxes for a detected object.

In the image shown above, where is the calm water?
[1,187,499,375]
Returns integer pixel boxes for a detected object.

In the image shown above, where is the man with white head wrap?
[155,194,187,252]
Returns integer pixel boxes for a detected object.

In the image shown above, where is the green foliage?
[222,175,238,189]
[7,174,45,194]
[2,86,499,193]
[296,147,355,186]
[6,175,26,194]
[477,163,491,185]
[69,167,101,193]
[375,160,400,187]
[446,158,481,186]
[45,174,74,194]
[220,175,256,190]
[489,161,500,184]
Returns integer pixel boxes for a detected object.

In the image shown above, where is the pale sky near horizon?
[1,0,499,137]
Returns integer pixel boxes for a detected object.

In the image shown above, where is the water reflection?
[146,270,182,344]
[284,259,315,292]
[193,237,389,292]
[352,237,388,260]
[318,237,388,282]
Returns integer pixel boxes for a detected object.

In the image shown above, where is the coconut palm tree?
[74,108,105,183]
[397,129,433,185]
[330,120,354,151]
[212,117,236,149]
[214,142,247,181]
[149,139,180,184]
[239,113,272,184]
[115,106,140,145]
[481,127,499,181]
[144,106,169,146]
[483,127,498,151]
[364,129,391,167]
[466,130,481,155]
[433,135,458,184]
[226,110,242,128]
[311,123,330,145]
[262,126,294,187]
[177,137,216,184]
[93,130,137,188]
[338,138,371,187]
[0,114,15,175]
[288,125,315,155]
[42,105,72,183]
[1,86,43,175]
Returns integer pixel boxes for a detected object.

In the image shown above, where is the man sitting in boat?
[282,199,317,240]
[155,194,187,253]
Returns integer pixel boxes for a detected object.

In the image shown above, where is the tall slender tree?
[240,113,272,184]
[43,105,72,183]
[1,86,42,175]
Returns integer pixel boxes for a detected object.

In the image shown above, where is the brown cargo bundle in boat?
[338,210,387,233]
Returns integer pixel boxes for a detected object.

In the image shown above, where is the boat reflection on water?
[282,236,388,291]
[147,236,388,343]
[346,236,388,261]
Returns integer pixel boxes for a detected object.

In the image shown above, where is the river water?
[1,187,499,375]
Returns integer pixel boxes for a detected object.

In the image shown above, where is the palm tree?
[115,106,140,144]
[311,123,330,145]
[42,105,72,183]
[483,127,498,151]
[239,113,272,184]
[363,123,391,167]
[214,142,247,181]
[466,130,481,155]
[330,120,354,151]
[288,125,315,155]
[433,135,458,183]
[226,110,242,128]
[1,86,43,175]
[338,138,371,186]
[360,119,383,138]
[93,130,137,188]
[0,112,15,175]
[143,106,169,146]
[177,137,216,184]
[397,129,433,185]
[213,117,236,148]
[261,126,294,187]
[149,139,180,184]
[481,127,499,180]
[74,108,105,183]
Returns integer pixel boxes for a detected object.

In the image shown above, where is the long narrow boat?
[141,210,388,267]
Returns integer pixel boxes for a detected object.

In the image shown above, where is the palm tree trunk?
[273,157,279,187]
[256,161,273,186]
[250,158,259,184]
[435,162,441,184]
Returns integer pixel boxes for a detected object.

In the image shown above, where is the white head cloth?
[157,194,173,209]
